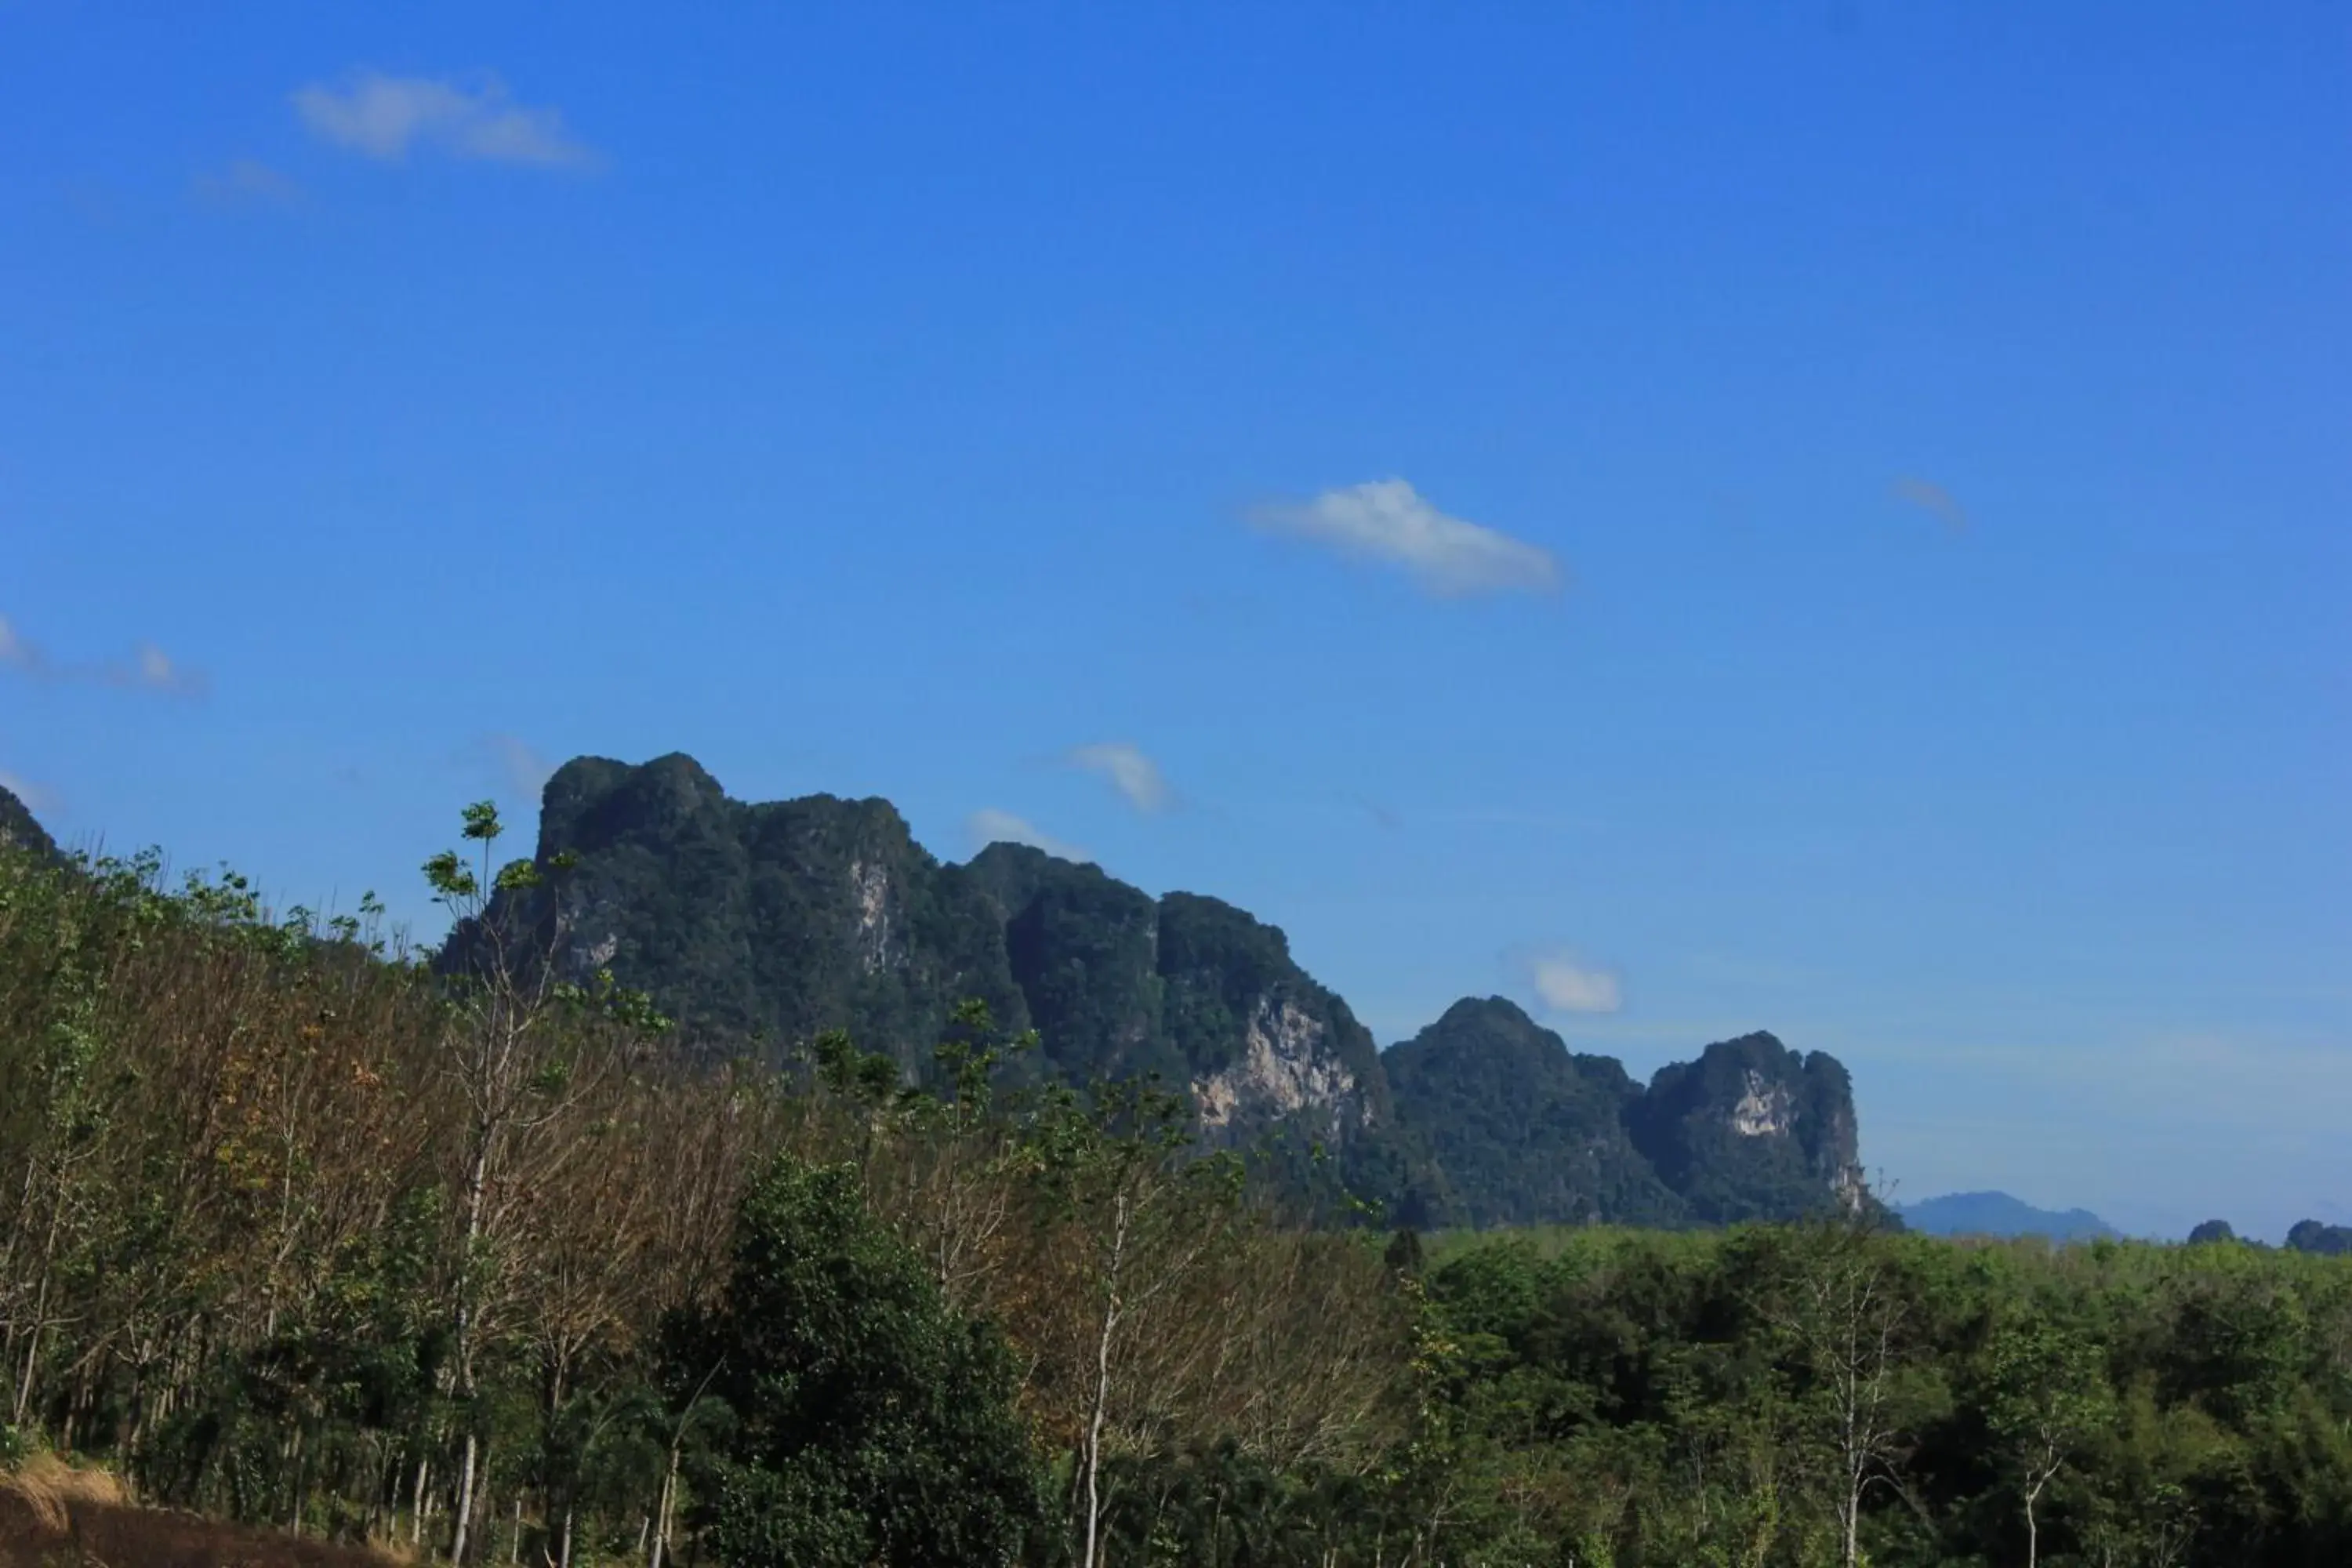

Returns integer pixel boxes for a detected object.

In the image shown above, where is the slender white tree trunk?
[1081,1192,1130,1568]
[451,1430,480,1563]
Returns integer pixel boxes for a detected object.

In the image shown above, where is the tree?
[671,1152,1043,1568]
[1985,1305,2113,1568]
[1017,1078,1243,1568]
[1764,1220,1916,1568]
[423,801,661,1563]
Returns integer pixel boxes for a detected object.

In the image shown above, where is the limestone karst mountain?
[454,753,1873,1227]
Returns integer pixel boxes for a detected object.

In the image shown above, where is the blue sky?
[3,2,2345,1240]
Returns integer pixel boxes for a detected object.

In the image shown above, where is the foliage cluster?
[1417,1222,2352,1566]
[0,823,1410,1566]
[3,809,2347,1565]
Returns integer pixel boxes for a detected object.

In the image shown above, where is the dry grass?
[0,1456,394,1568]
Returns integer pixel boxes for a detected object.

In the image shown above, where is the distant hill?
[459,752,1876,1229]
[1898,1191,2118,1242]
[2286,1220,2352,1257]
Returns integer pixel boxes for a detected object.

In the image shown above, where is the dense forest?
[2,809,2350,1566]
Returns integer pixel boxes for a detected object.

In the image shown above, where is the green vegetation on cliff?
[1383,996,1682,1229]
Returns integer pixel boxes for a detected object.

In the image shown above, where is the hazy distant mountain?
[1897,1191,2118,1242]
[2286,1220,2352,1257]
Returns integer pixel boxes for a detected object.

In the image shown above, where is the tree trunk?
[650,1441,681,1568]
[450,1431,479,1564]
[1082,1192,1130,1568]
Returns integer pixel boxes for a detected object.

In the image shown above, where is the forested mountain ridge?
[473,753,1869,1227]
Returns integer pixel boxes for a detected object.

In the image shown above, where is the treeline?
[2,812,2350,1566]
[1418,1224,2352,1566]
[0,811,1414,1566]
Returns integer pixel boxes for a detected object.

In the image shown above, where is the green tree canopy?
[671,1152,1044,1568]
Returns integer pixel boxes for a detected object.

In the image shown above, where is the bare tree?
[423,803,650,1563]
[1768,1218,1914,1568]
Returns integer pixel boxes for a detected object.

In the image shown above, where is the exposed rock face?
[1192,998,1363,1135]
[0,785,56,861]
[1625,1033,1865,1224]
[1150,891,1388,1147]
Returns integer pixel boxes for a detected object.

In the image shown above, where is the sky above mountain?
[3,2,2345,1241]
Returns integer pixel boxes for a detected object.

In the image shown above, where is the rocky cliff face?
[473,754,1867,1228]
[0,785,56,860]
[507,754,1028,1060]
[488,757,1388,1151]
[1625,1033,1866,1223]
[1383,1003,1866,1228]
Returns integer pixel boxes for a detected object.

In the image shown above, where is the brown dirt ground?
[0,1458,397,1568]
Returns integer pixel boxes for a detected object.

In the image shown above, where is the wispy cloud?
[1067,742,1171,814]
[193,158,302,207]
[475,733,554,800]
[1250,478,1563,598]
[1513,946,1624,1014]
[294,72,594,168]
[968,808,1090,863]
[1891,475,1969,532]
[127,643,207,697]
[0,615,208,698]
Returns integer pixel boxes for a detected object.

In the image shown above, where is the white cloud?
[194,158,301,206]
[968,808,1090,863]
[1251,478,1563,597]
[1891,475,1969,532]
[1067,741,1171,814]
[0,615,205,698]
[125,642,206,697]
[294,72,593,167]
[1517,948,1624,1014]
